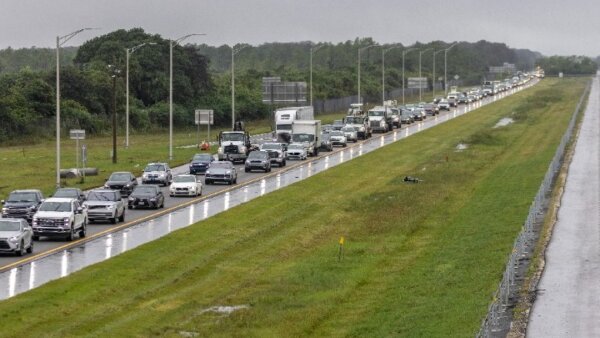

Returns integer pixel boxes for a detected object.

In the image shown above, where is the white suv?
[32,197,87,241]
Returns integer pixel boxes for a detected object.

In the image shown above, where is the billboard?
[262,77,307,104]
[407,77,428,89]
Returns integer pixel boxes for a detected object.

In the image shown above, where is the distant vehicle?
[343,115,371,139]
[412,108,426,121]
[170,174,203,197]
[128,185,165,209]
[142,163,172,186]
[320,132,334,151]
[457,94,468,104]
[33,197,87,241]
[433,96,444,104]
[367,106,393,133]
[189,153,214,175]
[286,143,308,160]
[260,142,287,167]
[347,103,364,116]
[400,110,415,124]
[332,120,345,131]
[104,171,138,197]
[329,130,347,147]
[217,130,251,163]
[438,99,450,110]
[84,189,125,224]
[1,189,44,224]
[205,161,237,185]
[52,187,86,204]
[0,218,33,256]
[274,106,314,143]
[322,124,334,133]
[341,126,358,142]
[245,151,272,173]
[390,108,401,128]
[292,120,321,157]
[423,103,438,116]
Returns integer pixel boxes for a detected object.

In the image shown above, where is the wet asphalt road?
[0,82,533,300]
[527,76,600,337]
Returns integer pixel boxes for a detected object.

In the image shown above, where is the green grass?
[0,78,587,337]
[0,111,346,200]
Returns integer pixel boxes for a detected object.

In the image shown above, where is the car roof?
[11,189,42,193]
[89,189,118,193]
[56,187,80,191]
[136,184,159,189]
[111,171,133,174]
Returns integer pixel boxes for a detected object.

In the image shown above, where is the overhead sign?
[407,77,427,89]
[262,77,307,104]
[195,109,214,125]
[454,75,460,80]
[69,129,85,140]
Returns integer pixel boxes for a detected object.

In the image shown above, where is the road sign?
[195,109,214,125]
[82,144,87,163]
[262,77,307,104]
[69,129,85,140]
[407,77,427,89]
[454,75,460,80]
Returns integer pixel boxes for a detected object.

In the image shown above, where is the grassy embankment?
[0,78,586,337]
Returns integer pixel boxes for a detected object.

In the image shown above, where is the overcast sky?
[0,0,598,56]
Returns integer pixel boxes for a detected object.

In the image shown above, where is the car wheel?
[234,177,238,184]
[205,180,211,185]
[343,143,347,147]
[119,210,125,222]
[26,240,33,254]
[245,168,250,173]
[128,205,133,210]
[32,235,39,241]
[282,160,286,166]
[66,227,74,241]
[16,240,25,256]
[79,222,87,238]
[160,200,165,208]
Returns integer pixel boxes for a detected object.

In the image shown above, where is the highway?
[0,82,533,300]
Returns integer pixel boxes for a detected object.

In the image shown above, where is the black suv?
[1,189,44,224]
[128,185,164,209]
[245,151,272,173]
[104,171,138,197]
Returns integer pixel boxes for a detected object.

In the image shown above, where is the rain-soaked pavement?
[0,83,531,300]
[527,76,600,337]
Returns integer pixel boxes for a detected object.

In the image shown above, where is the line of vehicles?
[0,72,537,257]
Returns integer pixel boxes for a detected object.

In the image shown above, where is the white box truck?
[274,106,314,143]
[291,120,321,157]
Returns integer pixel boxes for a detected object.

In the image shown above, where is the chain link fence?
[476,79,592,337]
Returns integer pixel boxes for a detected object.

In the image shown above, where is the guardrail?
[476,78,592,337]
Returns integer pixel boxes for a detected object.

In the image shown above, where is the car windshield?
[134,186,156,194]
[261,143,280,150]
[211,162,232,169]
[249,152,268,159]
[221,133,245,142]
[144,164,165,172]
[39,201,72,212]
[333,120,343,126]
[173,176,196,183]
[0,220,21,231]
[345,117,363,124]
[109,173,131,181]
[87,191,117,201]
[193,154,212,161]
[7,192,38,202]
[330,131,344,136]
[54,189,78,198]
[342,127,354,132]
[292,134,314,142]
[276,124,292,131]
[368,110,385,117]
[288,144,303,150]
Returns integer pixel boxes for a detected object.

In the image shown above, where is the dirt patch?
[455,143,469,152]
[493,117,514,128]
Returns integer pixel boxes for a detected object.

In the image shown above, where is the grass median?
[0,78,587,337]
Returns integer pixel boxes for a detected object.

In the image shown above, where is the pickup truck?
[32,197,87,241]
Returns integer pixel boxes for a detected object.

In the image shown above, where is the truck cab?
[291,120,322,157]
[344,115,371,139]
[367,106,393,133]
[217,131,251,163]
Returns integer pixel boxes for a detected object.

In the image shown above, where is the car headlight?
[359,127,365,131]
[240,146,247,153]
[218,147,223,153]
[8,236,19,243]
[107,205,115,210]
[28,205,37,210]
[205,170,210,175]
[159,172,165,177]
[128,196,134,201]
[226,170,231,174]
[1,207,7,213]
[103,184,110,188]
[63,217,70,225]
[150,198,156,201]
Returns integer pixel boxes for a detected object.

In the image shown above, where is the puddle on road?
[0,85,530,301]
[494,117,514,128]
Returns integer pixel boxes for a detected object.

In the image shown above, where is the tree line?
[0,28,593,144]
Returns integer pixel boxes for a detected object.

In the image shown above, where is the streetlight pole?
[401,48,416,105]
[107,64,121,164]
[169,33,206,161]
[55,28,95,188]
[126,42,156,148]
[432,49,444,99]
[382,45,402,104]
[310,44,324,107]
[357,44,379,104]
[231,44,249,130]
[419,48,432,102]
[444,43,458,95]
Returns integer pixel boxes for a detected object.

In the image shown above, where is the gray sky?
[0,0,598,56]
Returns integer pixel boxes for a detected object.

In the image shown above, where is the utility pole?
[108,64,121,164]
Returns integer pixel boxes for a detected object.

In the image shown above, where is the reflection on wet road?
[0,84,531,300]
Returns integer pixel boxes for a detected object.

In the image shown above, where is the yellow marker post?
[338,236,345,261]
